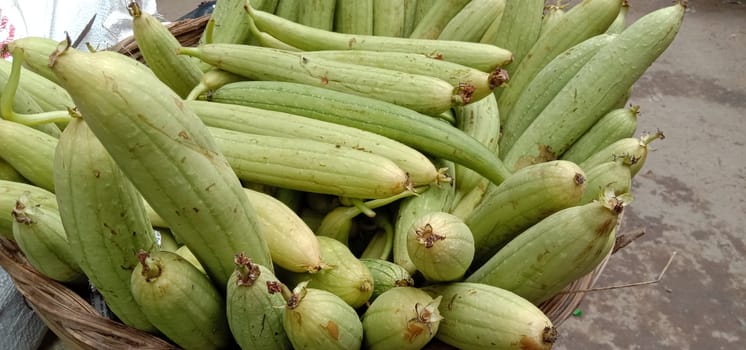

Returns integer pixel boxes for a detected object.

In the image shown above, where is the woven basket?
[0,15,627,349]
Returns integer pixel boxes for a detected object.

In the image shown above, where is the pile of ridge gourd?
[0,0,685,349]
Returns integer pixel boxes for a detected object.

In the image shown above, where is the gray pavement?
[157,1,746,349]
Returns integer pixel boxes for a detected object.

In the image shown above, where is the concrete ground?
[156,1,745,349]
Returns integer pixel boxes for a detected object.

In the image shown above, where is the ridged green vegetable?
[464,161,587,266]
[0,180,57,238]
[466,191,624,304]
[561,105,639,164]
[606,0,630,34]
[204,81,512,186]
[129,2,202,98]
[438,0,506,42]
[180,44,468,116]
[49,42,272,286]
[174,245,206,274]
[131,251,231,349]
[227,253,290,350]
[409,0,470,39]
[362,287,443,350]
[334,0,373,34]
[423,282,557,350]
[394,161,455,274]
[407,211,474,282]
[498,33,616,154]
[210,127,415,199]
[0,51,62,137]
[280,236,373,308]
[581,157,633,204]
[0,159,25,183]
[187,100,440,186]
[0,59,72,112]
[496,0,621,111]
[579,130,666,177]
[274,281,363,350]
[4,37,61,85]
[359,258,415,301]
[298,0,336,31]
[480,0,544,72]
[538,2,567,38]
[503,2,685,171]
[0,119,56,192]
[453,93,500,198]
[373,0,418,38]
[54,117,157,331]
[273,0,299,21]
[243,188,324,273]
[12,194,83,283]
[305,50,509,103]
[247,6,513,72]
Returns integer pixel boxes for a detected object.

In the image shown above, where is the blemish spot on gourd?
[192,208,199,213]
[325,320,340,340]
[347,37,356,48]
[596,218,615,237]
[178,131,189,140]
[405,323,425,343]
[321,76,329,85]
[93,170,101,178]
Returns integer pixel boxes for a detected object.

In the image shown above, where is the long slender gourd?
[129,2,202,98]
[49,41,272,286]
[0,181,57,238]
[453,93,500,198]
[579,130,666,177]
[581,157,633,204]
[12,194,84,283]
[561,105,639,164]
[186,100,441,186]
[204,81,512,185]
[503,3,685,171]
[480,0,544,72]
[273,0,299,21]
[466,191,624,304]
[0,59,72,111]
[297,0,336,31]
[0,119,56,192]
[498,33,616,154]
[438,0,506,43]
[246,5,513,72]
[227,254,291,350]
[372,0,418,38]
[4,37,60,84]
[243,188,324,273]
[409,0,470,39]
[211,127,414,199]
[423,282,557,350]
[394,161,455,274]
[54,117,157,331]
[0,54,62,137]
[179,44,468,116]
[334,0,373,35]
[131,251,231,349]
[304,50,509,103]
[0,159,25,183]
[496,0,621,112]
[464,160,587,266]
